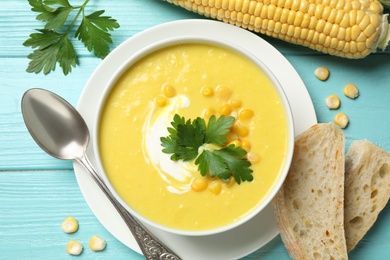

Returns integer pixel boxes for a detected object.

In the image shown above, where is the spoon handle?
[77,154,181,260]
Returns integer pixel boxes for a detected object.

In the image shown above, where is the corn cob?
[166,0,390,58]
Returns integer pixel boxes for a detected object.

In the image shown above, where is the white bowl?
[92,36,295,236]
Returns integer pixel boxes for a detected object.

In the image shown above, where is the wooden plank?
[285,53,390,150]
[0,0,201,58]
[0,170,142,259]
[0,56,100,170]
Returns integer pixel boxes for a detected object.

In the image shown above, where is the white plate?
[75,19,317,260]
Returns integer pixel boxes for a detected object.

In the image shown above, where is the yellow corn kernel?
[155,95,167,107]
[89,236,107,251]
[215,85,232,100]
[162,83,176,98]
[247,152,261,164]
[225,176,236,188]
[229,99,242,108]
[334,112,349,128]
[239,108,254,120]
[203,108,216,119]
[208,180,223,195]
[191,178,208,192]
[325,94,340,109]
[314,66,330,81]
[226,131,238,143]
[219,103,232,116]
[206,173,218,181]
[229,139,242,147]
[61,217,79,234]
[241,139,251,152]
[233,124,249,137]
[66,240,83,256]
[344,83,359,99]
[166,0,390,58]
[201,86,214,97]
[229,110,238,119]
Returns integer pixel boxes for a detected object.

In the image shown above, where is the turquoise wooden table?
[1,1,390,259]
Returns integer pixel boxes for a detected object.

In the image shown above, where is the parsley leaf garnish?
[23,0,119,75]
[161,114,253,184]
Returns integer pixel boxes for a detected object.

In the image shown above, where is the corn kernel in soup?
[99,43,289,231]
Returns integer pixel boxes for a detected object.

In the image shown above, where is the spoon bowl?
[21,88,88,160]
[21,88,180,260]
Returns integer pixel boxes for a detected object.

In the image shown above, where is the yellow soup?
[99,43,289,232]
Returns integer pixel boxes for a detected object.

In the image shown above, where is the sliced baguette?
[344,140,390,252]
[272,123,348,260]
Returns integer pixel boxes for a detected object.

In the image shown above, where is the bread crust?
[344,140,390,251]
[272,123,348,260]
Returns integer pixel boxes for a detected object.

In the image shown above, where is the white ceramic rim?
[92,36,295,236]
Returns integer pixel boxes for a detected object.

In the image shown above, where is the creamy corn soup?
[99,43,289,231]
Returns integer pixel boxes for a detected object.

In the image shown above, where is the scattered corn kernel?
[229,99,242,108]
[233,124,249,137]
[61,217,79,234]
[314,66,330,81]
[247,152,261,164]
[201,86,214,97]
[208,180,222,195]
[325,94,340,109]
[239,109,254,120]
[225,131,238,143]
[215,85,232,100]
[191,178,208,192]
[219,103,232,116]
[200,87,214,97]
[206,174,218,181]
[334,112,349,128]
[344,83,359,99]
[241,140,251,152]
[155,95,167,107]
[229,111,238,119]
[229,139,242,148]
[225,177,236,188]
[162,83,176,98]
[89,236,106,252]
[66,240,83,256]
[202,108,215,119]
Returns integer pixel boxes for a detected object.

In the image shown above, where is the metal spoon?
[21,88,180,260]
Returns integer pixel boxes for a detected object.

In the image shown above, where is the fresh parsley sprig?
[161,114,253,184]
[23,0,119,75]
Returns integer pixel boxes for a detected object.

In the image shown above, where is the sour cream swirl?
[143,95,197,194]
